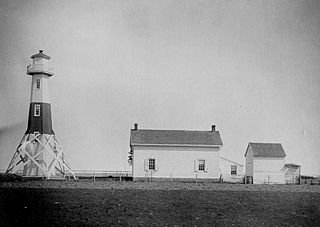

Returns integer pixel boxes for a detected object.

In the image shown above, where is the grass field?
[1,181,319,226]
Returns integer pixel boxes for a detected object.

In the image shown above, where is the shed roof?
[130,129,223,147]
[245,142,286,158]
[285,163,301,168]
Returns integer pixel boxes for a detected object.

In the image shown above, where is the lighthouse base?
[6,133,76,180]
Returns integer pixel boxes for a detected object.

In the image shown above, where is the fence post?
[93,171,96,182]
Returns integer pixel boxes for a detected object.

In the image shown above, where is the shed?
[283,163,301,184]
[245,142,286,184]
[130,124,223,182]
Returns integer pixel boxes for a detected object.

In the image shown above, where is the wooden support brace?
[46,146,76,179]
[21,147,48,177]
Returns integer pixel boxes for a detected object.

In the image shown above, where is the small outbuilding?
[219,156,244,183]
[245,142,286,184]
[130,124,223,182]
[283,163,301,184]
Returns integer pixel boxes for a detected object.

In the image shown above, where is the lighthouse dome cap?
[31,49,51,60]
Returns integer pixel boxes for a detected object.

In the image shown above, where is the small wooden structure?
[300,175,314,185]
[219,156,244,183]
[282,163,301,184]
[245,143,286,184]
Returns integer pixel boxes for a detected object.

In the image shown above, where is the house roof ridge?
[130,128,223,146]
[132,128,220,132]
[245,142,286,158]
[248,142,282,145]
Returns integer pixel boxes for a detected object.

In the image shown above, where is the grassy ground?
[0,181,319,226]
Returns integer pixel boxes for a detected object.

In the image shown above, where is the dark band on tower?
[26,103,54,134]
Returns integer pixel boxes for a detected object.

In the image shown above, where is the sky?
[0,0,319,175]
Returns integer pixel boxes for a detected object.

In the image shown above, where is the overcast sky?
[0,0,319,175]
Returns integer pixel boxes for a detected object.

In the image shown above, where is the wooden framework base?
[6,133,76,180]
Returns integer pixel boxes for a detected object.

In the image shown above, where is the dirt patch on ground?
[1,181,319,226]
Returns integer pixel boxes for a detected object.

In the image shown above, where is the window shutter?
[144,159,149,171]
[205,160,209,172]
[194,160,198,172]
[155,158,159,172]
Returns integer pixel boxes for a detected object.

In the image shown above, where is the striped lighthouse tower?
[6,50,76,179]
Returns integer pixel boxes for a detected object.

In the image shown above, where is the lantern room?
[27,50,54,76]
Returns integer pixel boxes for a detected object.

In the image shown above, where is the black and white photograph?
[0,0,319,226]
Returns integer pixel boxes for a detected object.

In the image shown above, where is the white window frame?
[194,159,208,172]
[149,158,155,170]
[198,160,205,171]
[231,165,237,175]
[34,105,40,117]
[144,158,158,172]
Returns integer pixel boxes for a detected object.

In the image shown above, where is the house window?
[231,165,237,175]
[34,105,40,117]
[194,159,208,172]
[149,158,155,170]
[36,79,40,89]
[145,158,157,171]
[198,160,205,171]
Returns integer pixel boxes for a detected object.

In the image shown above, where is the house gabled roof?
[130,129,223,147]
[245,142,286,158]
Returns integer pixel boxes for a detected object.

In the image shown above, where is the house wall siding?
[133,145,220,180]
[253,157,285,184]
[245,147,253,177]
[220,158,244,183]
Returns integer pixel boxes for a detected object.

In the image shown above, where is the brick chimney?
[211,125,216,132]
[134,123,138,130]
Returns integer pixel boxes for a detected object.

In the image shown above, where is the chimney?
[39,49,43,53]
[134,123,138,130]
[211,125,216,132]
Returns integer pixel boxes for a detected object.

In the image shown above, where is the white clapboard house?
[130,124,223,181]
[219,156,244,183]
[245,142,286,184]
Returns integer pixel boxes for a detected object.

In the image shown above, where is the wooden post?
[299,167,301,185]
[93,171,96,182]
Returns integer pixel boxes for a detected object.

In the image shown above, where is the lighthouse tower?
[6,50,76,179]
